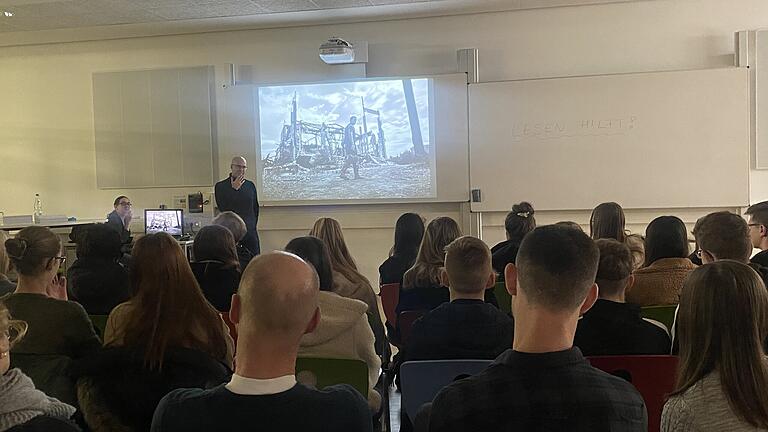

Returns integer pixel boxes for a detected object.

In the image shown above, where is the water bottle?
[33,193,43,223]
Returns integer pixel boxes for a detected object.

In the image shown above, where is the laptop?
[144,208,184,238]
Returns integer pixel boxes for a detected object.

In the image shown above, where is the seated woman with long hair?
[590,202,645,270]
[286,236,381,412]
[190,225,241,313]
[379,213,425,286]
[103,232,234,369]
[627,216,696,306]
[0,231,15,297]
[309,218,386,357]
[397,216,463,315]
[661,261,768,431]
[0,301,80,432]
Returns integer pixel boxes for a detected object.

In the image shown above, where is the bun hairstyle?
[5,226,62,277]
[505,202,537,244]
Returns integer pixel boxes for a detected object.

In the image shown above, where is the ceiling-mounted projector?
[319,37,356,64]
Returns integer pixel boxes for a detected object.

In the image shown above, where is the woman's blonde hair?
[671,260,768,428]
[0,301,27,348]
[402,217,462,290]
[0,231,11,277]
[309,218,369,287]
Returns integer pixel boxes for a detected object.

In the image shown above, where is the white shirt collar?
[225,373,296,396]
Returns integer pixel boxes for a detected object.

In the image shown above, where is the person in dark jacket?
[574,239,671,356]
[105,196,132,246]
[404,236,513,362]
[379,213,425,286]
[190,225,241,313]
[214,156,260,255]
[67,224,130,316]
[745,201,768,267]
[491,202,535,275]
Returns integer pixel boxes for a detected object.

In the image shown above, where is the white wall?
[1,0,767,286]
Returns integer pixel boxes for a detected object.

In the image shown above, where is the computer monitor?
[144,209,184,236]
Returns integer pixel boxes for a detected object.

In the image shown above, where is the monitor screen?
[144,209,184,236]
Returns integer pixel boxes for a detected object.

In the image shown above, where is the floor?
[387,383,401,432]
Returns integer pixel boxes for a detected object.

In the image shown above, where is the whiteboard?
[469,68,750,212]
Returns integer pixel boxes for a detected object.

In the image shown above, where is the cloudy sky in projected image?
[258,78,431,157]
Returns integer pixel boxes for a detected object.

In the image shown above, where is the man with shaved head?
[215,156,260,255]
[151,253,372,432]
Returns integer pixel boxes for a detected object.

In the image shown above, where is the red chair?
[588,355,679,432]
[397,310,427,347]
[379,283,400,326]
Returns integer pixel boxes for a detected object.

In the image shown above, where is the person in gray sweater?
[662,261,768,431]
[0,301,79,432]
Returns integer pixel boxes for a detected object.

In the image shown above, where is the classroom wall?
[1,0,767,286]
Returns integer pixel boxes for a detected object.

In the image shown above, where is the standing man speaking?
[215,156,260,255]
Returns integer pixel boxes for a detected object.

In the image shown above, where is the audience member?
[66,224,130,315]
[491,202,535,274]
[574,239,670,356]
[105,196,133,246]
[661,261,768,431]
[103,232,234,369]
[746,200,768,267]
[0,302,80,432]
[212,211,254,271]
[627,216,696,306]
[0,231,15,296]
[693,211,768,282]
[190,225,241,312]
[555,221,585,232]
[3,226,101,359]
[426,225,646,431]
[309,218,386,356]
[398,217,461,314]
[590,202,645,269]
[286,236,381,411]
[404,236,513,362]
[150,252,373,432]
[379,213,425,286]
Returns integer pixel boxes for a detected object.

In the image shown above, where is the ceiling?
[0,0,649,33]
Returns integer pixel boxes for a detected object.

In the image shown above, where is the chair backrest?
[400,359,493,422]
[397,310,427,346]
[295,357,368,397]
[494,280,512,315]
[379,283,400,326]
[640,305,678,332]
[588,355,679,432]
[89,314,109,338]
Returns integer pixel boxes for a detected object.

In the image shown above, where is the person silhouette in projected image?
[340,116,362,180]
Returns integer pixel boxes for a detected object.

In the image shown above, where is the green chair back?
[295,357,368,397]
[89,314,109,339]
[640,305,678,332]
[494,281,512,315]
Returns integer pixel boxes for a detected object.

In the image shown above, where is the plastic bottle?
[33,193,43,223]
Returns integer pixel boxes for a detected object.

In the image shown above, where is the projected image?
[145,210,183,236]
[258,78,435,201]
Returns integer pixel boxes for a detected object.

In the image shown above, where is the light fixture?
[2,11,13,17]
